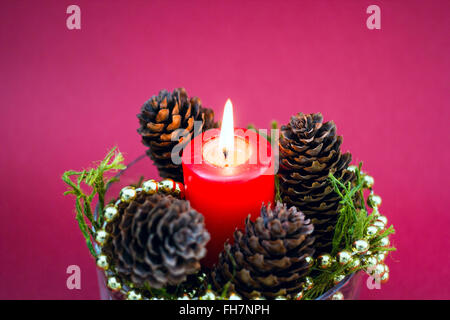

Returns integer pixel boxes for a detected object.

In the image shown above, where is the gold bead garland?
[331,291,344,300]
[96,178,186,300]
[301,171,393,300]
[95,171,393,300]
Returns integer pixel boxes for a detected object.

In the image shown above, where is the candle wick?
[223,148,228,160]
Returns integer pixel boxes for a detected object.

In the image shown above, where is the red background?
[0,0,448,299]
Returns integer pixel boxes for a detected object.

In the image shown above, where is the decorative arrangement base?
[97,268,362,300]
[95,154,363,300]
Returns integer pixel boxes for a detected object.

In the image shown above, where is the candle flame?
[219,99,234,159]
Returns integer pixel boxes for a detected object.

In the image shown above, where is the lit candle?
[182,99,275,267]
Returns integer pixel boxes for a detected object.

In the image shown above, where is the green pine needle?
[62,147,126,258]
[275,175,282,202]
[247,120,278,144]
[303,163,396,300]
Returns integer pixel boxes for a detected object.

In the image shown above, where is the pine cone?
[211,202,315,299]
[137,88,218,182]
[278,113,355,254]
[200,104,219,131]
[104,192,210,289]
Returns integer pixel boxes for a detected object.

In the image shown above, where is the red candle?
[182,100,274,267]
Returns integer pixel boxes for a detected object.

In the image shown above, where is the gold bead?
[377,215,388,225]
[333,274,346,285]
[303,277,314,290]
[95,230,109,245]
[173,182,185,198]
[372,220,386,232]
[366,225,379,238]
[158,179,175,194]
[353,239,370,254]
[228,293,242,300]
[331,291,344,300]
[142,179,158,194]
[294,291,304,300]
[107,277,121,292]
[120,186,137,202]
[373,264,386,276]
[96,255,109,270]
[200,290,216,300]
[367,263,385,277]
[376,252,387,263]
[380,271,389,284]
[317,254,333,269]
[368,194,382,208]
[304,255,314,267]
[347,257,361,271]
[363,175,374,188]
[379,237,390,247]
[362,256,378,268]
[104,205,119,222]
[127,290,142,300]
[337,251,352,265]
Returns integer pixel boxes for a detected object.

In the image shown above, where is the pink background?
[0,0,448,299]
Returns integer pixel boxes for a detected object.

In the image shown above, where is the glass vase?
[95,154,363,300]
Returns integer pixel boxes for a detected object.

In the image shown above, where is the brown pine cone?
[200,104,219,131]
[137,88,217,182]
[278,113,355,254]
[103,192,210,289]
[211,202,315,299]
